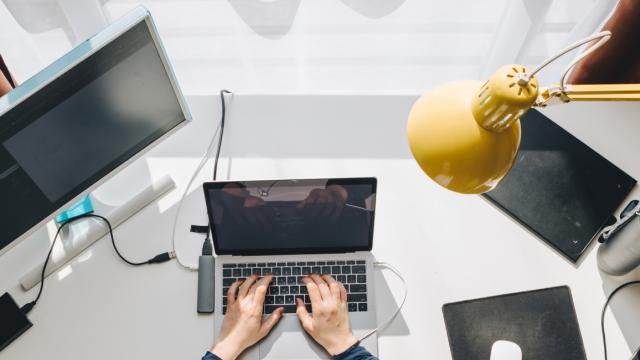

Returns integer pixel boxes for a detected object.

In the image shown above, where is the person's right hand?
[295,274,359,356]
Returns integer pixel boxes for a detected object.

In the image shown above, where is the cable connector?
[21,301,35,315]
[190,225,209,234]
[147,251,175,264]
[202,237,213,256]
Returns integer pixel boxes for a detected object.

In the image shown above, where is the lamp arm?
[537,83,640,106]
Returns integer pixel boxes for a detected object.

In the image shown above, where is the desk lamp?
[407,31,640,194]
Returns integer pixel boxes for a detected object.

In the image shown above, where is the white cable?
[527,31,610,79]
[171,123,221,271]
[522,30,611,93]
[359,261,408,342]
[559,31,611,92]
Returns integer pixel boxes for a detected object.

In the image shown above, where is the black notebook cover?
[484,109,636,263]
[442,286,586,360]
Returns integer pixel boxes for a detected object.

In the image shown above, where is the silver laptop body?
[204,178,379,359]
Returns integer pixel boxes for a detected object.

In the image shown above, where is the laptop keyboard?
[222,260,368,315]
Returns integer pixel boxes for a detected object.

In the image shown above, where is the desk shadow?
[227,0,302,39]
[373,262,410,337]
[599,267,640,354]
[221,95,416,160]
[148,95,416,160]
[340,0,407,19]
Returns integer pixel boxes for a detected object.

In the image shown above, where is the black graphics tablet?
[484,109,636,263]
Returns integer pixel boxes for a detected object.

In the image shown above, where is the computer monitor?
[0,7,191,255]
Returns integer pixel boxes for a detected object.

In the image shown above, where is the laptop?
[203,177,379,359]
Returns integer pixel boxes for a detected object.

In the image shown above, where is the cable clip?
[190,225,209,234]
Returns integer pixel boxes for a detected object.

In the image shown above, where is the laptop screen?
[203,178,376,255]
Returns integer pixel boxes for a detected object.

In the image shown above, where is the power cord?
[214,89,232,180]
[206,89,232,255]
[358,261,407,342]
[22,89,232,312]
[171,89,232,271]
[21,213,173,314]
[601,280,640,360]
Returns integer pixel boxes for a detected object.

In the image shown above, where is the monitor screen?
[203,178,376,255]
[0,19,187,252]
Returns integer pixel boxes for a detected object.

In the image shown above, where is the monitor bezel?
[0,7,192,256]
[203,177,377,256]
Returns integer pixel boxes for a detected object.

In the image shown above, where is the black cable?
[29,220,70,310]
[24,90,233,313]
[21,213,173,314]
[213,89,232,181]
[88,214,148,266]
[203,89,232,254]
[601,280,640,360]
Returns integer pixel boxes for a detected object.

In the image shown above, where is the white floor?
[0,0,605,95]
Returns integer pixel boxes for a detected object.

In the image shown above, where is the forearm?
[568,0,640,84]
[333,346,378,360]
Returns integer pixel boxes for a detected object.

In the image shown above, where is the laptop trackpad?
[259,316,329,359]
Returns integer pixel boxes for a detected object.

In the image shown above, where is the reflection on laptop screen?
[204,178,376,255]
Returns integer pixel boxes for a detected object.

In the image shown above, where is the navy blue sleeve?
[203,346,375,360]
[333,346,378,360]
[202,351,222,360]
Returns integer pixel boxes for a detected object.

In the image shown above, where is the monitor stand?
[18,175,175,291]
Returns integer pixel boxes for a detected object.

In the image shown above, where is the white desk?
[1,94,639,359]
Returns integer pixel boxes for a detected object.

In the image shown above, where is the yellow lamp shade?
[407,65,539,194]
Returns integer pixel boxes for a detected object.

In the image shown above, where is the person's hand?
[0,54,15,98]
[0,68,12,97]
[221,184,274,226]
[211,274,284,360]
[297,185,348,222]
[295,274,358,356]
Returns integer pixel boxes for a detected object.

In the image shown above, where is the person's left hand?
[210,274,284,360]
[221,184,275,227]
